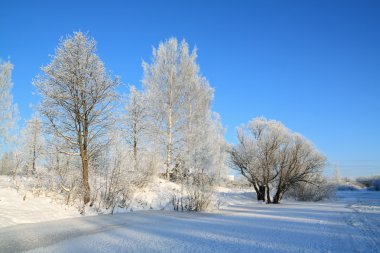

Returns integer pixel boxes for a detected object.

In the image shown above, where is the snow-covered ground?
[0,176,379,253]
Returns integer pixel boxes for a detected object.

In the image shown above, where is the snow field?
[0,176,379,253]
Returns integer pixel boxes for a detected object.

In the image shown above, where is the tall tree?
[34,32,119,204]
[0,60,18,148]
[142,38,188,179]
[143,38,225,180]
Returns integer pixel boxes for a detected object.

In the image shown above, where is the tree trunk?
[32,144,36,175]
[258,185,266,201]
[273,190,281,204]
[254,185,265,201]
[32,119,37,175]
[133,125,138,170]
[166,109,172,180]
[81,150,91,205]
[273,185,285,204]
[78,105,91,205]
[266,185,272,204]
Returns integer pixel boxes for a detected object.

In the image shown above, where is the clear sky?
[1,0,379,177]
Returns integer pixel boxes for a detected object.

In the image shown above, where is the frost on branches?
[142,38,227,210]
[229,117,327,204]
[34,32,120,205]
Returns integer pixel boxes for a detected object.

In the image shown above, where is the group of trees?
[0,32,329,211]
[6,32,226,211]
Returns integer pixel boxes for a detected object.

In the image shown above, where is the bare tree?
[34,32,120,204]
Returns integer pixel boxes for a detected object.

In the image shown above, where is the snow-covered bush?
[357,176,380,191]
[186,173,214,211]
[131,153,160,188]
[173,173,214,211]
[285,180,336,201]
[335,177,364,191]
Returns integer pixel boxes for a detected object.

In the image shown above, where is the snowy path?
[0,190,379,253]
[337,191,380,252]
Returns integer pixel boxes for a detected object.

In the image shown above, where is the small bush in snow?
[173,173,214,212]
[285,181,336,202]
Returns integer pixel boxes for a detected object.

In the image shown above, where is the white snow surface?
[0,176,379,253]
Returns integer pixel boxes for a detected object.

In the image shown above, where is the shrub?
[173,173,214,211]
[356,176,380,191]
[286,181,336,201]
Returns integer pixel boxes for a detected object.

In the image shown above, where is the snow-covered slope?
[0,176,79,228]
[117,178,181,212]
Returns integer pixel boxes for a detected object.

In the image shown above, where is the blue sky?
[1,0,379,177]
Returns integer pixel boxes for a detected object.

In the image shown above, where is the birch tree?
[0,60,18,147]
[143,38,226,181]
[142,38,188,179]
[143,38,227,211]
[34,32,120,204]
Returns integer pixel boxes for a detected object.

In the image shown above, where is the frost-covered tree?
[142,38,189,179]
[34,32,120,204]
[180,112,227,211]
[143,38,226,211]
[205,113,228,181]
[124,86,148,168]
[272,133,326,203]
[0,60,18,148]
[21,112,45,175]
[143,38,225,182]
[230,117,326,204]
